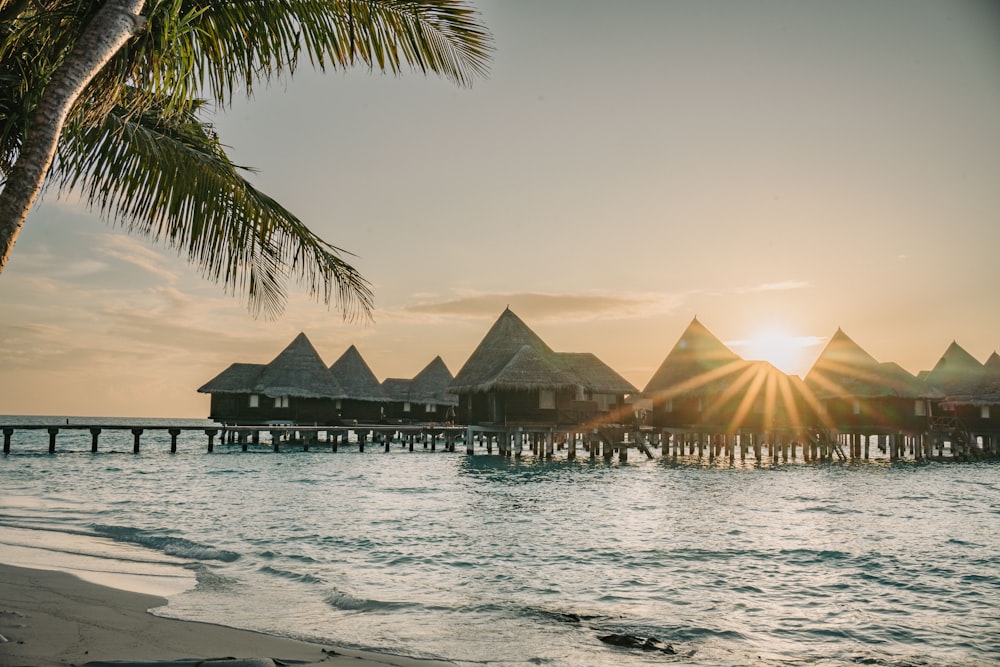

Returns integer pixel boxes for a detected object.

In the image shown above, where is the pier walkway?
[2,422,994,462]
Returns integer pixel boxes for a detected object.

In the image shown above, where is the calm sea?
[1,416,998,667]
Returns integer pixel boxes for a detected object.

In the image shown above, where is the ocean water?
[1,417,998,667]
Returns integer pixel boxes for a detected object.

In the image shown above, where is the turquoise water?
[1,417,998,666]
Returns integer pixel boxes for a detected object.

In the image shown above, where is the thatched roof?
[451,308,558,392]
[197,334,345,399]
[976,352,1000,404]
[642,317,745,397]
[257,332,346,399]
[197,363,265,394]
[329,345,388,401]
[562,352,637,394]
[878,362,940,399]
[923,341,984,400]
[806,329,936,399]
[450,308,634,395]
[381,357,458,405]
[380,378,412,402]
[482,344,581,391]
[408,356,458,405]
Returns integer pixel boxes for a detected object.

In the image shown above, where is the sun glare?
[731,329,814,377]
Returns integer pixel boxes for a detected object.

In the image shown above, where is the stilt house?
[804,328,936,435]
[449,308,636,427]
[381,356,458,423]
[643,317,810,433]
[328,345,390,423]
[924,343,1000,445]
[976,352,1000,440]
[197,332,346,425]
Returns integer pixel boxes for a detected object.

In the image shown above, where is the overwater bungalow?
[197,332,346,425]
[923,343,1000,453]
[449,308,636,427]
[328,345,390,423]
[642,317,811,435]
[977,353,1000,435]
[804,328,937,449]
[381,356,458,423]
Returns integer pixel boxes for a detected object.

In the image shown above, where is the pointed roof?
[450,308,560,392]
[923,341,984,399]
[257,332,346,399]
[197,363,265,394]
[805,329,935,399]
[819,328,880,368]
[381,357,458,406]
[450,308,634,395]
[409,356,458,404]
[329,345,388,401]
[642,317,743,395]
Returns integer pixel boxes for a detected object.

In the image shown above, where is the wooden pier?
[1,422,994,462]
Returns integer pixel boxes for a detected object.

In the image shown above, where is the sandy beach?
[0,564,451,667]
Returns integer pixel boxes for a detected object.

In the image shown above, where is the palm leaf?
[133,0,493,107]
[53,96,373,320]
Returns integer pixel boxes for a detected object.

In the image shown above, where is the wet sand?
[0,563,452,667]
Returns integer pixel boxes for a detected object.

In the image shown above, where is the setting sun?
[728,329,823,377]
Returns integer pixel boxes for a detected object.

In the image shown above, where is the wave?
[91,524,240,562]
[324,588,416,613]
[259,565,326,585]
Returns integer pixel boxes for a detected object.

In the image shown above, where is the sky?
[2,0,999,418]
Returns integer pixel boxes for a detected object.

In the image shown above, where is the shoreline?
[0,563,454,667]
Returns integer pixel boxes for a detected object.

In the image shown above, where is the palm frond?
[134,0,492,106]
[53,96,374,320]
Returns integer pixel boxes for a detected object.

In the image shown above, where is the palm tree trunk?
[0,0,146,274]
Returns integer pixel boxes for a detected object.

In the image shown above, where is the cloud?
[736,280,811,294]
[396,291,685,322]
[6,323,67,338]
[98,235,178,282]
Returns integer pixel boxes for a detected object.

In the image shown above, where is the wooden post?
[359,431,366,453]
[90,427,102,453]
[3,428,13,453]
[168,428,180,453]
[131,428,143,454]
[205,429,217,453]
[48,427,58,453]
